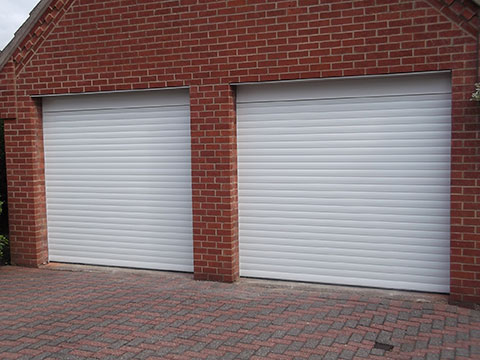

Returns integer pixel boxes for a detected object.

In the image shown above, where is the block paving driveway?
[0,265,479,360]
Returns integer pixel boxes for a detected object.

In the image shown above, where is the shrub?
[0,121,8,265]
[471,83,480,102]
[0,235,8,264]
[0,201,8,265]
[0,120,6,236]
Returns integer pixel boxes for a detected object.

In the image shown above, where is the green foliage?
[471,83,480,102]
[0,121,7,237]
[0,121,8,264]
[0,235,8,263]
[0,201,8,264]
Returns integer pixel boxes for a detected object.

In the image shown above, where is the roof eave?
[0,0,53,72]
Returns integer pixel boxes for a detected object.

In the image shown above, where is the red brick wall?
[190,84,239,282]
[2,88,48,267]
[0,0,479,304]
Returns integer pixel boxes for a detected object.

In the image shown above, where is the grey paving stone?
[445,317,457,327]
[432,319,445,330]
[355,348,370,358]
[415,339,428,350]
[455,347,470,357]
[345,319,358,328]
[358,317,371,326]
[440,349,455,359]
[320,336,334,346]
[392,328,405,338]
[335,334,349,344]
[237,349,256,359]
[407,325,419,336]
[287,327,302,336]
[349,333,364,343]
[332,321,345,330]
[370,348,385,356]
[316,323,331,331]
[305,338,320,349]
[429,336,442,347]
[271,343,289,354]
[339,349,355,360]
[401,342,415,352]
[341,307,354,316]
[377,330,392,343]
[31,353,53,360]
[420,322,432,333]
[471,345,480,354]
[288,340,305,351]
[255,346,270,357]
[426,353,440,360]
[471,329,480,338]
[323,351,338,360]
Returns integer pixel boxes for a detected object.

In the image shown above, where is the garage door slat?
[237,73,451,292]
[43,90,194,272]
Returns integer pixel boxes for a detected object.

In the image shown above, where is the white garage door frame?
[236,72,451,293]
[42,88,194,272]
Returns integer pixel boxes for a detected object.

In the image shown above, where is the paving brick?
[432,319,445,330]
[456,348,470,357]
[0,267,479,360]
[323,352,339,360]
[372,315,385,325]
[304,339,320,349]
[358,317,372,326]
[254,346,270,357]
[420,322,433,333]
[331,321,345,330]
[354,348,370,358]
[377,330,392,343]
[429,336,443,347]
[320,337,335,346]
[440,348,455,359]
[401,342,415,352]
[415,339,429,350]
[406,325,420,336]
[349,333,364,343]
[287,341,304,352]
[470,345,480,354]
[370,348,386,356]
[334,334,349,344]
[339,349,355,360]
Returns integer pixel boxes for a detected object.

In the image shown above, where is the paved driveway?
[0,265,479,360]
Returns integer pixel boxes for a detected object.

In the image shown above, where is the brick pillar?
[190,83,239,282]
[4,96,48,267]
[449,68,480,306]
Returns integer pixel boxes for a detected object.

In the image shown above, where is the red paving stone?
[0,265,479,360]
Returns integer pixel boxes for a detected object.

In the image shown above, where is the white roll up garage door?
[237,72,451,292]
[43,89,193,272]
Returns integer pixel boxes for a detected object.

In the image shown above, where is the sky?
[0,0,41,50]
